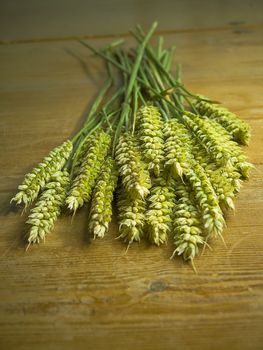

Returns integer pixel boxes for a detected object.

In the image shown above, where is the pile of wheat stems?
[12,23,251,267]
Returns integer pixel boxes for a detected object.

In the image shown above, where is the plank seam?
[0,23,263,46]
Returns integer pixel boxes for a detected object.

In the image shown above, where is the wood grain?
[0,0,263,42]
[0,4,263,350]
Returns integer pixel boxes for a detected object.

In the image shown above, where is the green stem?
[79,30,162,98]
[166,46,176,72]
[70,73,112,146]
[132,27,175,85]
[123,22,157,104]
[82,75,112,127]
[161,50,170,71]
[156,36,164,59]
[70,105,121,178]
[132,83,139,135]
[111,22,158,153]
[142,63,170,118]
[80,30,183,116]
[132,27,195,101]
[138,91,146,105]
[103,39,125,51]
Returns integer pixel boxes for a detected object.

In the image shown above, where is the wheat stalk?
[66,129,111,212]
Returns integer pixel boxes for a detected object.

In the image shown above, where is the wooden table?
[1,1,263,349]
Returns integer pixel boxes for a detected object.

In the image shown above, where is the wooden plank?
[0,25,263,350]
[0,0,263,42]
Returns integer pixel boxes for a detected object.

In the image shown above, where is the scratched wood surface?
[0,1,263,349]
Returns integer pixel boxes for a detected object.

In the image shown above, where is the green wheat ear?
[186,163,225,239]
[182,112,252,178]
[66,129,111,212]
[11,140,72,207]
[115,132,151,199]
[27,170,70,245]
[191,137,241,210]
[162,116,225,239]
[163,118,193,179]
[172,181,204,261]
[117,185,146,245]
[194,96,251,145]
[146,177,175,246]
[89,156,118,239]
[136,104,165,177]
